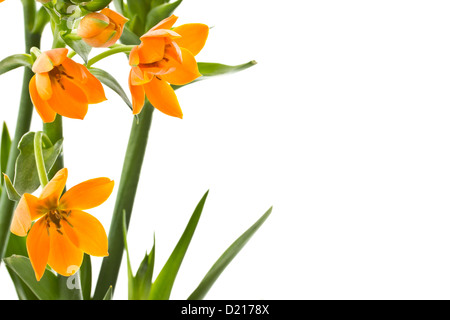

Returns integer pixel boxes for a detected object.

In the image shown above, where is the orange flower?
[29,48,106,123]
[77,8,128,48]
[128,15,209,118]
[10,168,114,281]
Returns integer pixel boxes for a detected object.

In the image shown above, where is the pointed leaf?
[188,207,272,300]
[135,235,155,299]
[103,286,114,300]
[79,254,92,300]
[88,67,133,111]
[3,255,59,300]
[150,191,209,300]
[3,174,21,202]
[145,0,183,31]
[61,32,92,64]
[0,54,33,76]
[1,122,11,185]
[172,60,257,91]
[14,132,63,195]
[122,210,136,299]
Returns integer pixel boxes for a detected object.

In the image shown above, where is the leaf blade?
[187,207,273,300]
[150,190,209,300]
[0,54,33,76]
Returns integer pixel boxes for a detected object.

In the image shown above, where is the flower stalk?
[33,131,49,187]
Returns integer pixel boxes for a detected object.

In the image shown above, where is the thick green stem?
[0,0,41,262]
[93,102,155,300]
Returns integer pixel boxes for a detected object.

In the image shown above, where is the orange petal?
[26,218,50,281]
[141,29,181,39]
[62,210,108,257]
[100,7,128,26]
[47,224,83,277]
[35,72,52,100]
[47,76,89,120]
[39,168,68,208]
[139,37,166,64]
[173,23,209,56]
[61,58,86,84]
[129,72,146,114]
[10,194,44,236]
[160,47,201,86]
[129,46,140,66]
[59,177,114,211]
[32,53,54,74]
[144,77,183,118]
[44,48,69,67]
[77,12,109,38]
[29,75,57,123]
[149,14,178,31]
[77,65,107,104]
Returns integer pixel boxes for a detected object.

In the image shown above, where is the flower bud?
[77,8,128,48]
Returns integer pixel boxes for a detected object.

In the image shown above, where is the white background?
[2,0,450,300]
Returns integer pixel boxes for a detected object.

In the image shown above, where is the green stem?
[87,45,135,68]
[93,102,155,300]
[0,0,41,263]
[43,115,64,179]
[33,132,49,187]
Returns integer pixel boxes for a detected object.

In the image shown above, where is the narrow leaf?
[103,286,114,300]
[150,190,209,300]
[135,235,155,299]
[0,54,33,76]
[1,122,12,185]
[188,207,273,300]
[89,67,133,111]
[122,210,136,299]
[79,254,92,300]
[4,255,59,300]
[173,60,257,91]
[145,0,183,31]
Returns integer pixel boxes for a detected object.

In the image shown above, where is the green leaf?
[0,54,33,76]
[122,210,136,299]
[120,26,141,45]
[128,0,150,24]
[188,207,273,300]
[103,286,114,300]
[14,132,63,195]
[61,32,92,64]
[113,0,126,15]
[173,61,257,91]
[145,0,183,31]
[134,235,155,299]
[3,255,60,300]
[88,67,133,111]
[1,122,11,185]
[198,61,258,77]
[150,191,209,300]
[3,174,21,202]
[79,254,92,300]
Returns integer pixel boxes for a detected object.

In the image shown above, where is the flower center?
[48,66,74,90]
[45,209,72,235]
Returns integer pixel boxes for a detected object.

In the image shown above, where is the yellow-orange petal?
[77,65,107,104]
[143,77,183,118]
[26,218,50,281]
[35,72,52,100]
[173,23,209,56]
[160,47,201,86]
[61,58,87,84]
[47,224,83,277]
[47,76,89,120]
[39,168,68,208]
[59,178,114,211]
[62,210,108,257]
[29,75,57,123]
[141,28,181,39]
[32,53,54,74]
[129,72,146,114]
[149,14,178,31]
[139,37,166,64]
[10,194,43,236]
[101,8,129,26]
